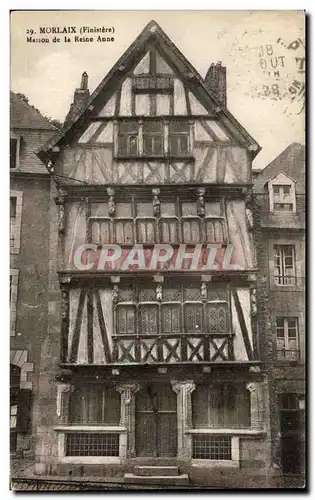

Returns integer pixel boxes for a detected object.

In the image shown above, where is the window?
[10,197,17,218]
[168,121,189,156]
[274,245,296,285]
[276,317,299,361]
[10,404,18,430]
[10,135,20,169]
[268,174,296,212]
[132,75,174,92]
[117,121,138,156]
[66,433,119,457]
[116,120,192,158]
[192,435,231,460]
[272,185,294,211]
[115,282,230,336]
[69,386,120,424]
[88,196,227,245]
[10,191,23,254]
[192,384,250,429]
[143,120,164,155]
[10,269,19,336]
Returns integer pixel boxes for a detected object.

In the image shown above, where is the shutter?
[16,389,32,433]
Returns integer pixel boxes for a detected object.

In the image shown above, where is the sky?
[10,10,305,170]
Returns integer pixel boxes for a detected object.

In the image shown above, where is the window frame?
[114,282,230,336]
[10,191,23,255]
[268,175,296,213]
[10,269,19,336]
[273,244,296,286]
[276,317,299,362]
[115,119,193,159]
[87,196,228,246]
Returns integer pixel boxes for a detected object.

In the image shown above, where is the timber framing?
[36,20,260,168]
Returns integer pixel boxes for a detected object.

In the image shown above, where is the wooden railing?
[112,333,234,364]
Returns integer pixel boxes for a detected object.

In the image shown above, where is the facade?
[30,21,274,487]
[10,92,56,457]
[253,143,305,482]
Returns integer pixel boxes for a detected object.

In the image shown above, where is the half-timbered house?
[35,21,272,487]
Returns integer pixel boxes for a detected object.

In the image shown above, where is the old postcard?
[10,10,305,490]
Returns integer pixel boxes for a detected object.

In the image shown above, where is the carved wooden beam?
[152,188,160,217]
[197,187,206,217]
[107,187,115,217]
[54,188,67,234]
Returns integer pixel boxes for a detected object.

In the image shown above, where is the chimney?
[64,72,90,126]
[204,62,227,107]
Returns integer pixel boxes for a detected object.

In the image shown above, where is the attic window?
[268,175,296,213]
[132,75,174,93]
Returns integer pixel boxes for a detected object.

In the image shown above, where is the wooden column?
[171,380,195,460]
[116,383,141,458]
[56,383,74,424]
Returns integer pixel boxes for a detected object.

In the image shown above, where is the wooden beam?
[232,289,253,361]
[69,290,86,363]
[87,291,94,364]
[94,290,112,363]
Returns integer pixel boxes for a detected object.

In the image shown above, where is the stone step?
[124,473,189,486]
[134,466,179,477]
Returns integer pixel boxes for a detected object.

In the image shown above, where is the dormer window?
[10,132,20,169]
[268,173,296,213]
[272,185,293,211]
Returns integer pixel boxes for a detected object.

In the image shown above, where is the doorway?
[135,385,177,457]
[279,393,304,474]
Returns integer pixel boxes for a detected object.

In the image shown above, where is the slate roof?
[10,91,56,131]
[254,143,305,193]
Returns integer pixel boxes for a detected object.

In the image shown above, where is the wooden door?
[135,385,177,457]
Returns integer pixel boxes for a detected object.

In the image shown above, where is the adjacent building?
[10,92,56,456]
[253,143,305,481]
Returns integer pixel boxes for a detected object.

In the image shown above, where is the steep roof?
[254,143,305,193]
[37,20,260,164]
[10,91,56,131]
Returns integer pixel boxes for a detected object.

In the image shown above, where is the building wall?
[254,147,305,476]
[10,125,55,456]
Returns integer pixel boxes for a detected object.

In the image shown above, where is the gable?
[268,172,296,185]
[37,20,259,164]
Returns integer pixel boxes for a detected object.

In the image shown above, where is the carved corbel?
[107,187,115,217]
[56,383,74,422]
[201,281,207,301]
[156,284,163,302]
[197,187,206,217]
[60,288,69,320]
[152,188,160,217]
[112,284,119,304]
[244,190,254,232]
[250,288,257,316]
[54,188,67,234]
